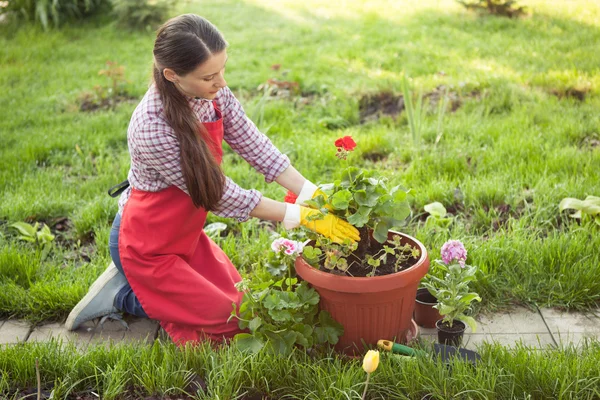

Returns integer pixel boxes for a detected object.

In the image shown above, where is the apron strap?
[108,180,130,198]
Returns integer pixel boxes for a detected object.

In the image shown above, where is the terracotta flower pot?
[414,288,442,329]
[436,319,466,347]
[295,230,430,355]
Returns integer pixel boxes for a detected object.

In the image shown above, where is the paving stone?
[539,308,600,335]
[0,320,32,344]
[89,319,129,346]
[122,319,159,343]
[507,308,549,334]
[28,322,94,349]
[476,312,517,335]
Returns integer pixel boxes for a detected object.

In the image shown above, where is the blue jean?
[110,213,148,318]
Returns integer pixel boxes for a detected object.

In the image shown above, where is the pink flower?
[440,240,467,266]
[271,238,303,256]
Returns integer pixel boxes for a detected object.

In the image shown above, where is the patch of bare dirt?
[358,86,481,124]
[580,133,600,149]
[79,94,139,112]
[551,87,590,102]
[359,91,404,123]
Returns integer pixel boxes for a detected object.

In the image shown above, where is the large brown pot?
[295,230,430,355]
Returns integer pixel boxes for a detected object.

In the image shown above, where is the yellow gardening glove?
[300,207,360,243]
[282,204,360,244]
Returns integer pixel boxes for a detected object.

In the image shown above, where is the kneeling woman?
[66,14,358,344]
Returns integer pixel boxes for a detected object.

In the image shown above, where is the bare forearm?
[249,196,287,221]
[275,165,306,195]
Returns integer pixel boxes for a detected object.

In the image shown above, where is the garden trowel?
[377,339,481,366]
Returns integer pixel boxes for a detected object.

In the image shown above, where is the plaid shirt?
[118,84,290,221]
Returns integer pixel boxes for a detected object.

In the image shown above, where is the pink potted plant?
[421,240,481,346]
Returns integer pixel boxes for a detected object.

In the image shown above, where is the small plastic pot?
[436,319,466,347]
[414,288,441,328]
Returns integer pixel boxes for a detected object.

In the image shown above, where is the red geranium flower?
[284,190,298,204]
[334,136,357,151]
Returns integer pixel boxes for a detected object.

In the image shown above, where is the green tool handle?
[377,340,428,357]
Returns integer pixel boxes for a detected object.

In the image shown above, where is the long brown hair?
[152,14,226,210]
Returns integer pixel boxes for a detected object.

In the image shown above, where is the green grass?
[1,339,600,399]
[1,0,599,322]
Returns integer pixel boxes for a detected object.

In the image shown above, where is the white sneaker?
[65,262,127,331]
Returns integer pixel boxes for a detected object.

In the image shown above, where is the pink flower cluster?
[440,240,467,267]
[271,238,303,256]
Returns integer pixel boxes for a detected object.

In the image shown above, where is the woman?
[65,14,359,345]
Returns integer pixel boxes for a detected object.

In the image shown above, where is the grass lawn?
[1,0,600,397]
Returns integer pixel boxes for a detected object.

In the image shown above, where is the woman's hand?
[299,207,360,244]
[283,204,360,244]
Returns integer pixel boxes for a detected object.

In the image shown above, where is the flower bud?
[362,350,380,373]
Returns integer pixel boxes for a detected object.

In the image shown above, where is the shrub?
[110,0,174,31]
[457,0,528,18]
[0,0,108,30]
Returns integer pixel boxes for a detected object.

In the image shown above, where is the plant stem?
[361,372,370,400]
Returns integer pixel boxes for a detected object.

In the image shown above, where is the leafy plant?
[456,0,528,18]
[110,0,174,31]
[307,168,412,244]
[78,61,131,111]
[0,0,107,30]
[559,195,600,226]
[424,201,453,230]
[9,221,55,261]
[296,136,418,276]
[421,240,481,331]
[230,237,343,355]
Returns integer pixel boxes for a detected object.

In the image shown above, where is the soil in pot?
[414,288,442,329]
[436,319,466,347]
[315,226,420,277]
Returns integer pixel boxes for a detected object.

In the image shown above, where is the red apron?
[118,103,244,345]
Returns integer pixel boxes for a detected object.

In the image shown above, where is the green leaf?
[330,189,352,210]
[249,317,262,332]
[314,311,344,345]
[438,304,456,315]
[354,190,380,207]
[9,222,37,238]
[559,198,583,212]
[296,282,320,305]
[460,293,482,305]
[265,330,297,355]
[424,202,447,218]
[268,309,294,322]
[263,293,283,310]
[457,315,478,332]
[341,167,362,186]
[393,189,408,202]
[346,206,371,228]
[581,198,600,215]
[234,333,265,354]
[292,323,313,347]
[390,201,411,222]
[373,220,390,244]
